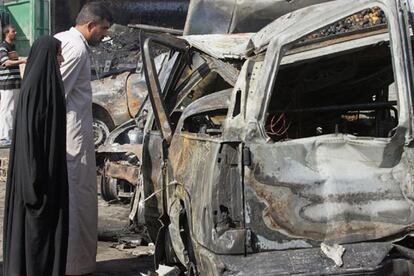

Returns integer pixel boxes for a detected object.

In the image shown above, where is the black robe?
[3,36,68,276]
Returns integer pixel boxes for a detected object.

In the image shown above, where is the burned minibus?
[98,0,414,274]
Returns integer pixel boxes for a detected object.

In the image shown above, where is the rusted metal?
[92,52,169,148]
[141,34,189,144]
[273,101,397,113]
[143,38,173,144]
[98,144,143,160]
[126,72,147,118]
[183,0,336,35]
[128,24,183,36]
[105,161,141,186]
[92,71,132,127]
[100,0,414,274]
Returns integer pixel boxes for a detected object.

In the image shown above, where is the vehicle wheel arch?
[92,103,116,130]
[92,103,116,147]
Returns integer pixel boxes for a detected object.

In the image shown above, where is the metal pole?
[128,24,183,36]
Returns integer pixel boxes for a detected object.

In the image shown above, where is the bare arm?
[0,48,26,67]
[3,58,26,67]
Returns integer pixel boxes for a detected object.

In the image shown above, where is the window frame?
[248,0,414,143]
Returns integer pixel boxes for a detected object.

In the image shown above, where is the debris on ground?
[155,265,181,276]
[140,264,181,276]
[110,234,155,257]
[132,244,155,257]
[321,243,346,267]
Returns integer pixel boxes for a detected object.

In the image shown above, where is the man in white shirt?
[54,3,111,275]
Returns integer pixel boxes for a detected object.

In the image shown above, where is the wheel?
[93,118,110,148]
[100,169,119,202]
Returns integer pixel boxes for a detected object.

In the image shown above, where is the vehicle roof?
[182,0,403,61]
[182,33,253,59]
[183,0,336,35]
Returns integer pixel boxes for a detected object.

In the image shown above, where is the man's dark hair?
[3,25,15,35]
[76,2,113,25]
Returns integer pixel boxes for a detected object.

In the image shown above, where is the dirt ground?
[0,148,155,275]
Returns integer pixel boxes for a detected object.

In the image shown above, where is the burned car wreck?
[98,0,414,274]
[90,24,172,148]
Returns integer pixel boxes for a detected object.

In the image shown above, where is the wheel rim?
[93,120,109,147]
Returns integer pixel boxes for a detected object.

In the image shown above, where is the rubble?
[321,243,346,267]
[111,241,155,257]
[90,24,170,79]
[303,7,387,42]
[154,265,181,276]
[132,244,155,257]
[90,24,141,78]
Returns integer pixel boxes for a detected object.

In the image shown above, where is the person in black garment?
[3,36,68,276]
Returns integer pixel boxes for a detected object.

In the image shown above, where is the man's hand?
[3,58,26,67]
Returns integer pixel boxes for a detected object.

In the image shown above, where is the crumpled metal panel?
[105,161,141,186]
[182,1,393,60]
[244,132,414,250]
[196,240,414,275]
[169,136,246,255]
[168,92,245,254]
[183,33,252,59]
[183,0,335,35]
[92,71,131,126]
[249,0,393,54]
[126,73,148,118]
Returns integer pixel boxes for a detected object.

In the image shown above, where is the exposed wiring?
[266,113,291,137]
[141,180,187,203]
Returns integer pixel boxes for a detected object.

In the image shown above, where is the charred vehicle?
[91,71,142,148]
[90,24,144,148]
[90,24,173,148]
[91,48,169,147]
[99,0,414,274]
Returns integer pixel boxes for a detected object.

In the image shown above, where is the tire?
[100,168,119,202]
[93,118,110,148]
